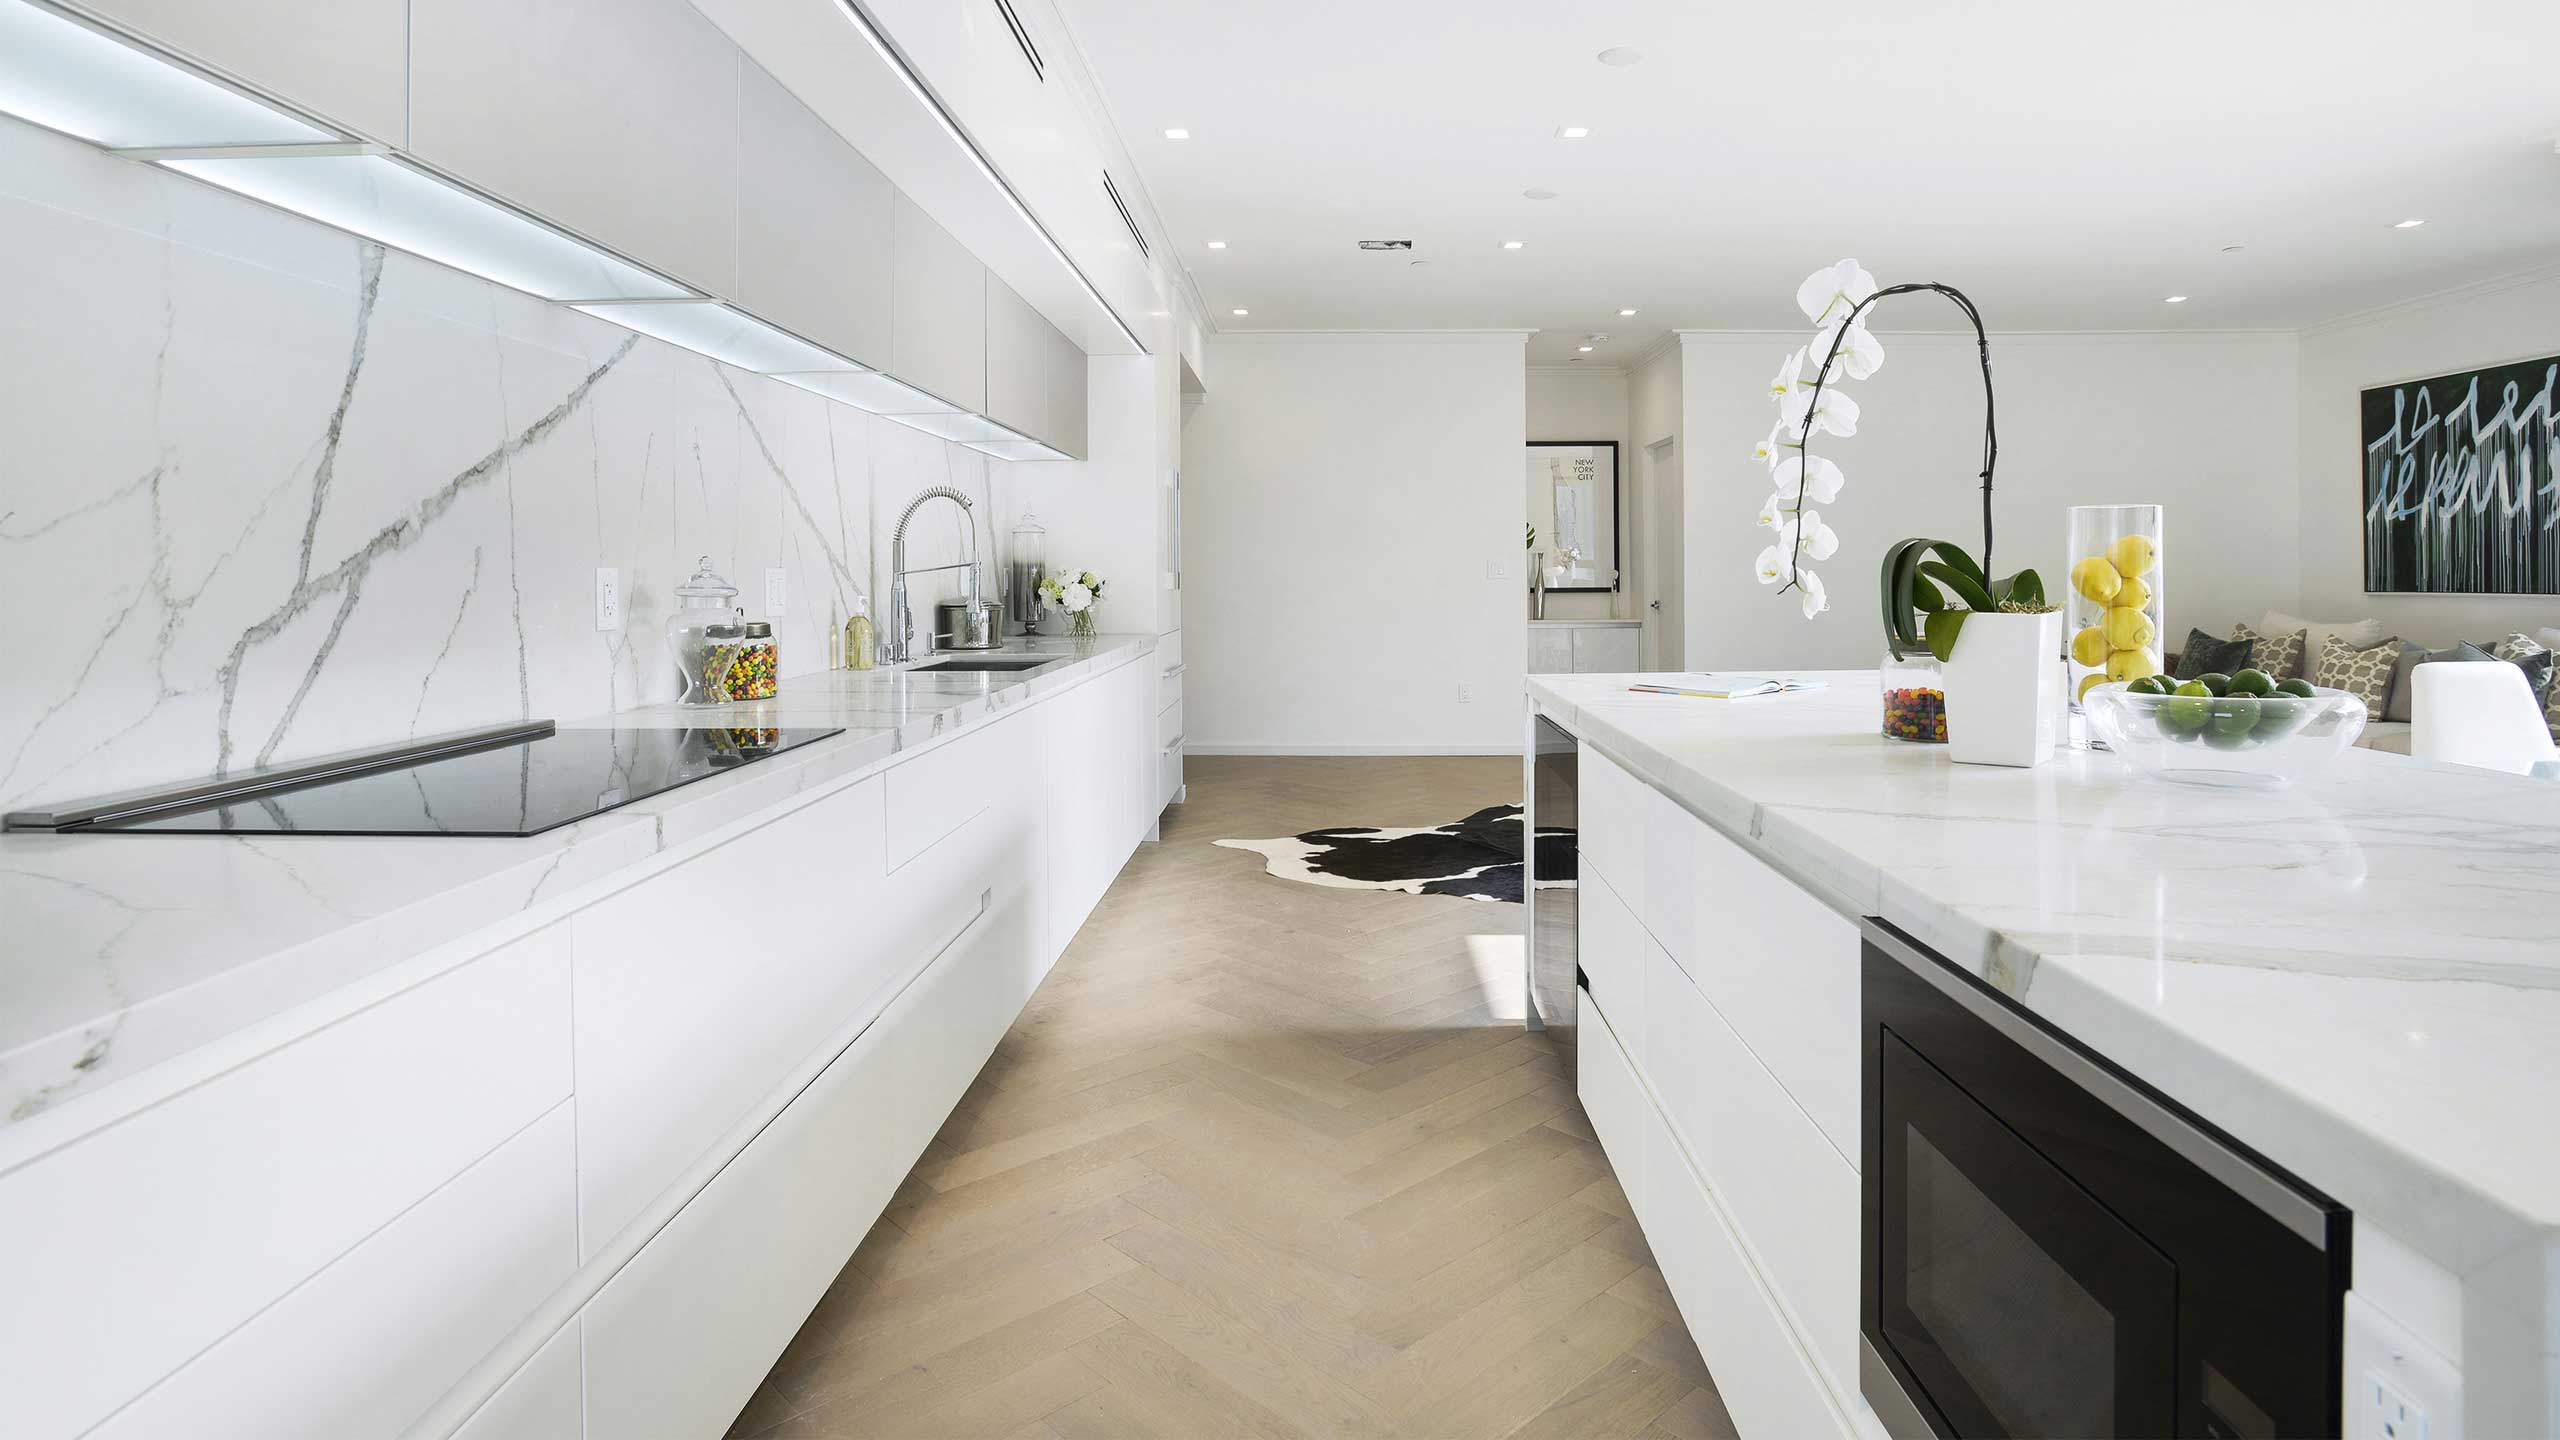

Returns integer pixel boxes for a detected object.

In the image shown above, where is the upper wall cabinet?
[1043,308,1088,460]
[409,0,741,298]
[737,62,895,368]
[891,192,988,412]
[984,275,1088,458]
[78,0,409,145]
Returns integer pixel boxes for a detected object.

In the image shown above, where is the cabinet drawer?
[1645,786,1862,1159]
[1639,938,1858,1400]
[1156,631,1184,708]
[1572,986,1647,1218]
[1575,741,1646,911]
[95,1104,577,1438]
[1575,866,1643,1065]
[1159,740,1184,808]
[0,927,572,1438]
[1641,1101,1850,1440]
[885,722,1000,873]
[1157,696,1185,751]
[451,1322,582,1440]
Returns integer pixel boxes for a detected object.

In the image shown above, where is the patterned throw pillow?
[2312,633,2402,718]
[2231,622,2307,681]
[2173,629,2253,681]
[2494,634,2556,699]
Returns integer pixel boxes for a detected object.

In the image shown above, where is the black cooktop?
[61,725,843,837]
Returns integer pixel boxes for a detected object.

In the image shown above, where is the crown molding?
[1527,363,1628,378]
[2297,259,2560,339]
[1627,333,1681,370]
[1209,329,1536,346]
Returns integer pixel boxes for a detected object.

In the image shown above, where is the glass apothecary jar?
[2063,505,2166,711]
[726,620,777,699]
[698,621,745,705]
[667,557,741,707]
[1007,513,1048,633]
[1881,651,1948,743]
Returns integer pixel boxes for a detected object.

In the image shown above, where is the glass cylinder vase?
[2063,505,2166,710]
[1880,651,1948,743]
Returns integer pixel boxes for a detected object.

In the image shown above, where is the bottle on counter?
[844,595,875,671]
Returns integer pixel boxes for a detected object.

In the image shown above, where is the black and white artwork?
[1214,805,1575,904]
[1527,441,1619,592]
[2363,354,2560,594]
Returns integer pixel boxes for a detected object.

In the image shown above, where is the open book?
[1627,673,1829,700]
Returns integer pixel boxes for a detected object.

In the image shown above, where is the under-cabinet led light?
[883,410,1013,445]
[772,370,959,415]
[572,301,862,373]
[0,0,334,149]
[967,436,1070,462]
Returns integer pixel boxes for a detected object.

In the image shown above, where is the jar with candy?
[668,557,741,706]
[726,620,778,699]
[699,621,745,703]
[1880,650,1949,744]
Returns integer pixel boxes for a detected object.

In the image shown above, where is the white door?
[1644,438,1683,670]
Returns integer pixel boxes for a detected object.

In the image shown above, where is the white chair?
[2411,662,2559,774]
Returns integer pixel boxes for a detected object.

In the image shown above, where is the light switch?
[1485,557,1508,580]
[594,568,621,631]
[764,567,787,615]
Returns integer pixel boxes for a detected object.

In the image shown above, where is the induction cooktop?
[4,722,844,837]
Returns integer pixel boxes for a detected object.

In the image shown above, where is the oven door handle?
[1859,917,2338,1250]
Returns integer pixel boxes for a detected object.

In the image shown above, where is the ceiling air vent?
[991,0,1044,81]
[1101,171,1149,259]
[1358,240,1415,251]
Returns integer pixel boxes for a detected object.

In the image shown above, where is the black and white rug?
[1214,805,1576,904]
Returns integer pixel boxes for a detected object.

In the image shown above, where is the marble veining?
[1530,670,2560,1422]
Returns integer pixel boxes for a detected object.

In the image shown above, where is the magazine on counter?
[1626,673,1828,700]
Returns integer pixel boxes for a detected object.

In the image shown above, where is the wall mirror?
[1527,440,1619,592]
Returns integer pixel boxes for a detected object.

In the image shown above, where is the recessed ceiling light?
[2165,295,2189,303]
[1231,308,1249,316]
[1555,125,1590,139]
[1523,187,1558,201]
[1597,46,1644,66]
[1618,308,1637,316]
[1502,240,1525,250]
[1163,128,1190,140]
[2394,218,2427,228]
[1578,345,1595,352]
[1206,239,1226,249]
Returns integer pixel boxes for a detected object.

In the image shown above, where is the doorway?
[1643,436,1683,670]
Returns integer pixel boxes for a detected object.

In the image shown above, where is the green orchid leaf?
[1924,609,1970,662]
[2006,568,2046,609]
[1930,542,1988,590]
[1879,537,1935,661]
[1918,559,1997,614]
[1911,577,1945,612]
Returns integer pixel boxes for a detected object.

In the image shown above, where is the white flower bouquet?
[1037,567,1107,638]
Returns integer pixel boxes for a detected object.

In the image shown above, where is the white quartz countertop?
[0,635,1156,1130]
[1532,670,2560,1309]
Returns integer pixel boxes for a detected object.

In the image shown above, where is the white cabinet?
[0,927,572,1437]
[409,0,742,297]
[891,191,989,410]
[987,271,1051,443]
[78,0,410,143]
[737,59,895,367]
[1528,622,1641,674]
[1046,315,1090,458]
[451,1322,583,1440]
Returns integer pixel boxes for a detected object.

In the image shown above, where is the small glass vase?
[1070,609,1097,641]
[1880,650,1948,743]
[2064,504,2166,709]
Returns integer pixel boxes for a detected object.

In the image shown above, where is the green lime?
[2126,675,2169,697]
[2209,696,2261,738]
[2160,696,2211,734]
[2202,724,2257,750]
[2228,668,2275,698]
[2277,677,2317,699]
[2252,697,2302,736]
[2174,680,2211,698]
[2196,672,2232,697]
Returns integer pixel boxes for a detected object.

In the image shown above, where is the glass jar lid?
[675,556,738,602]
[742,621,772,638]
[705,621,743,639]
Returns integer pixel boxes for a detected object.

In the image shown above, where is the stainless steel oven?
[1861,920,2350,1439]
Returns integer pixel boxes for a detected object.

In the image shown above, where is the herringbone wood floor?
[729,755,1737,1440]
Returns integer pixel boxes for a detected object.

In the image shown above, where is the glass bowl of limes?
[2081,669,2368,787]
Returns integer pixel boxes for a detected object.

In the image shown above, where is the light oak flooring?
[730,755,1736,1440]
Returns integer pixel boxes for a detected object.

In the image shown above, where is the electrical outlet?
[1457,681,1475,703]
[593,568,621,631]
[1485,557,1507,580]
[2365,1373,2429,1440]
[764,567,787,616]
[2346,1293,2460,1440]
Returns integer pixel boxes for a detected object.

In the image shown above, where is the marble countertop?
[0,634,1156,1132]
[1531,670,2560,1319]
[1527,618,1642,626]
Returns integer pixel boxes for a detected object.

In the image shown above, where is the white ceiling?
[1056,0,2560,365]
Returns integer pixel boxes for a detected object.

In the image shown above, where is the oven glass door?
[1877,1030,2177,1438]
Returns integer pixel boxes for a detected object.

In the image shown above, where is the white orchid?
[1796,567,1828,618]
[1756,491,1794,529]
[1754,545,1786,585]
[1767,348,1807,399]
[1779,382,1860,440]
[1796,258,1878,326]
[1769,452,1844,504]
[1809,317,1885,381]
[1778,509,1840,561]
[1753,421,1795,466]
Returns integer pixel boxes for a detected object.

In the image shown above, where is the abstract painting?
[2363,354,2560,594]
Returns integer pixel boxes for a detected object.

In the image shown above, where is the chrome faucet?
[885,485,984,665]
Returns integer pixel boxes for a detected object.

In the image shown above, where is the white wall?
[1678,330,2304,670]
[2296,268,2560,647]
[1526,368,1629,622]
[1182,333,1529,753]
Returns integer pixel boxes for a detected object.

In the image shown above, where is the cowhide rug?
[1214,804,1576,904]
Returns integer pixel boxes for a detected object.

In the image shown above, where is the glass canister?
[1880,651,1949,743]
[667,557,741,706]
[1007,512,1048,633]
[698,621,746,704]
[2064,505,2166,710]
[727,620,778,699]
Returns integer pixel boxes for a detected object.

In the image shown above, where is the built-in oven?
[1861,919,2350,1439]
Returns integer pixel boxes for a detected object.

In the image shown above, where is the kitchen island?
[0,635,1167,1438]
[1530,669,2560,1439]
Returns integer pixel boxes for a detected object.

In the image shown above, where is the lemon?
[2070,626,2110,667]
[2115,575,2152,612]
[2108,533,2158,578]
[2102,605,2156,651]
[2077,672,2109,702]
[2071,556,2122,604]
[2106,647,2162,683]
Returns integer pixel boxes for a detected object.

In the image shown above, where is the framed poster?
[2362,353,2560,594]
[1527,441,1619,592]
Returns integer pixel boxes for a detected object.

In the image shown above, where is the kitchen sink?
[910,656,1056,672]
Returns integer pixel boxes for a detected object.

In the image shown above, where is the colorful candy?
[1882,687,1948,743]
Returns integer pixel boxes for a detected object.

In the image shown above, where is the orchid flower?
[1770,453,1844,505]
[1810,317,1885,382]
[1782,509,1840,561]
[1767,348,1806,399]
[1754,421,1796,466]
[1756,491,1794,529]
[1796,567,1828,618]
[1754,545,1786,585]
[1795,258,1877,327]
[1779,383,1860,440]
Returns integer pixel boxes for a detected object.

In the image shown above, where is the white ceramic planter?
[1942,611,2064,767]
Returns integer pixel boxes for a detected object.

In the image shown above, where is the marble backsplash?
[0,115,1003,814]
